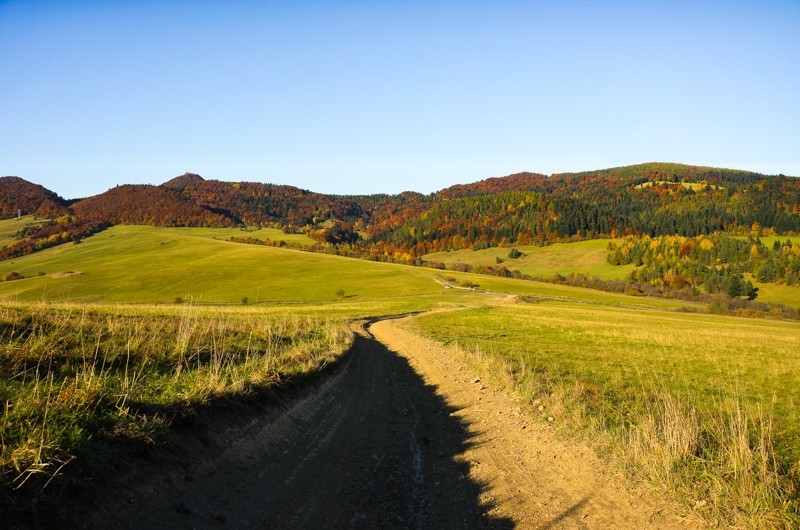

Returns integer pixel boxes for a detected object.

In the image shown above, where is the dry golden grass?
[0,302,352,491]
[413,301,800,528]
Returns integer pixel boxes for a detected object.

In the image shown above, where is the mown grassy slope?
[0,215,46,247]
[0,225,695,310]
[426,237,800,307]
[0,225,438,303]
[169,225,315,246]
[424,239,636,280]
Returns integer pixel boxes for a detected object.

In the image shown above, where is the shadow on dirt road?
[98,329,515,529]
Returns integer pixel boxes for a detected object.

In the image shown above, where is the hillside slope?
[0,176,67,218]
[178,179,364,227]
[70,184,233,227]
[6,163,799,261]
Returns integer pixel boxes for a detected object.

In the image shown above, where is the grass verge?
[411,302,800,528]
[0,302,352,495]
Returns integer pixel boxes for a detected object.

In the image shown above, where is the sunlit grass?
[424,239,636,280]
[0,301,353,491]
[164,225,315,246]
[0,215,46,247]
[412,302,800,527]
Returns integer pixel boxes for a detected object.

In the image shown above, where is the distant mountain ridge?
[2,162,799,262]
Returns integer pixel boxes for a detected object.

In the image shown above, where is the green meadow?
[424,239,636,280]
[0,225,690,310]
[0,215,46,247]
[169,225,316,246]
[752,281,800,307]
[414,303,800,457]
[425,237,800,308]
[2,224,799,526]
[0,225,440,303]
[412,304,800,526]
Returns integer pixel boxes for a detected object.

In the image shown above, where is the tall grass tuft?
[430,334,799,528]
[0,302,352,492]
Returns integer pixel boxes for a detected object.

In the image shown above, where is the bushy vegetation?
[0,302,352,493]
[1,216,109,260]
[367,163,800,260]
[178,179,364,228]
[609,234,800,293]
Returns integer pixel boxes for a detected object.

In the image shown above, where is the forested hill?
[367,163,800,255]
[163,172,205,191]
[3,163,800,261]
[71,184,233,227]
[0,176,68,219]
[176,179,364,229]
[436,172,548,199]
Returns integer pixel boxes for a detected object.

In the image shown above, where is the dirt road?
[104,317,681,529]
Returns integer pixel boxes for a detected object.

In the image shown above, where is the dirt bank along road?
[102,316,682,529]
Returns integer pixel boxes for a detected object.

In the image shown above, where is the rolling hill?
[6,163,800,249]
[0,176,68,219]
[70,184,234,227]
[3,163,799,308]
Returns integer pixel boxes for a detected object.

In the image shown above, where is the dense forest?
[177,179,364,229]
[0,176,67,219]
[2,163,799,304]
[608,234,800,294]
[70,184,233,227]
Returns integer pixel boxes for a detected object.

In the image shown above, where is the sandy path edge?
[371,316,694,529]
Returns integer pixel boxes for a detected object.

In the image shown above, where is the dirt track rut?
[108,317,682,529]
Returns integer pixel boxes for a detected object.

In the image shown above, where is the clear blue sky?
[2,1,798,199]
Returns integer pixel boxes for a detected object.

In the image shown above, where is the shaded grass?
[412,302,800,527]
[0,302,352,492]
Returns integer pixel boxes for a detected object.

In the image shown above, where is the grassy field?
[3,224,800,525]
[752,281,800,307]
[412,303,800,526]
[424,239,636,280]
[426,237,800,308]
[167,225,316,246]
[434,269,695,310]
[0,225,441,303]
[0,302,352,493]
[0,225,696,311]
[0,215,46,247]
